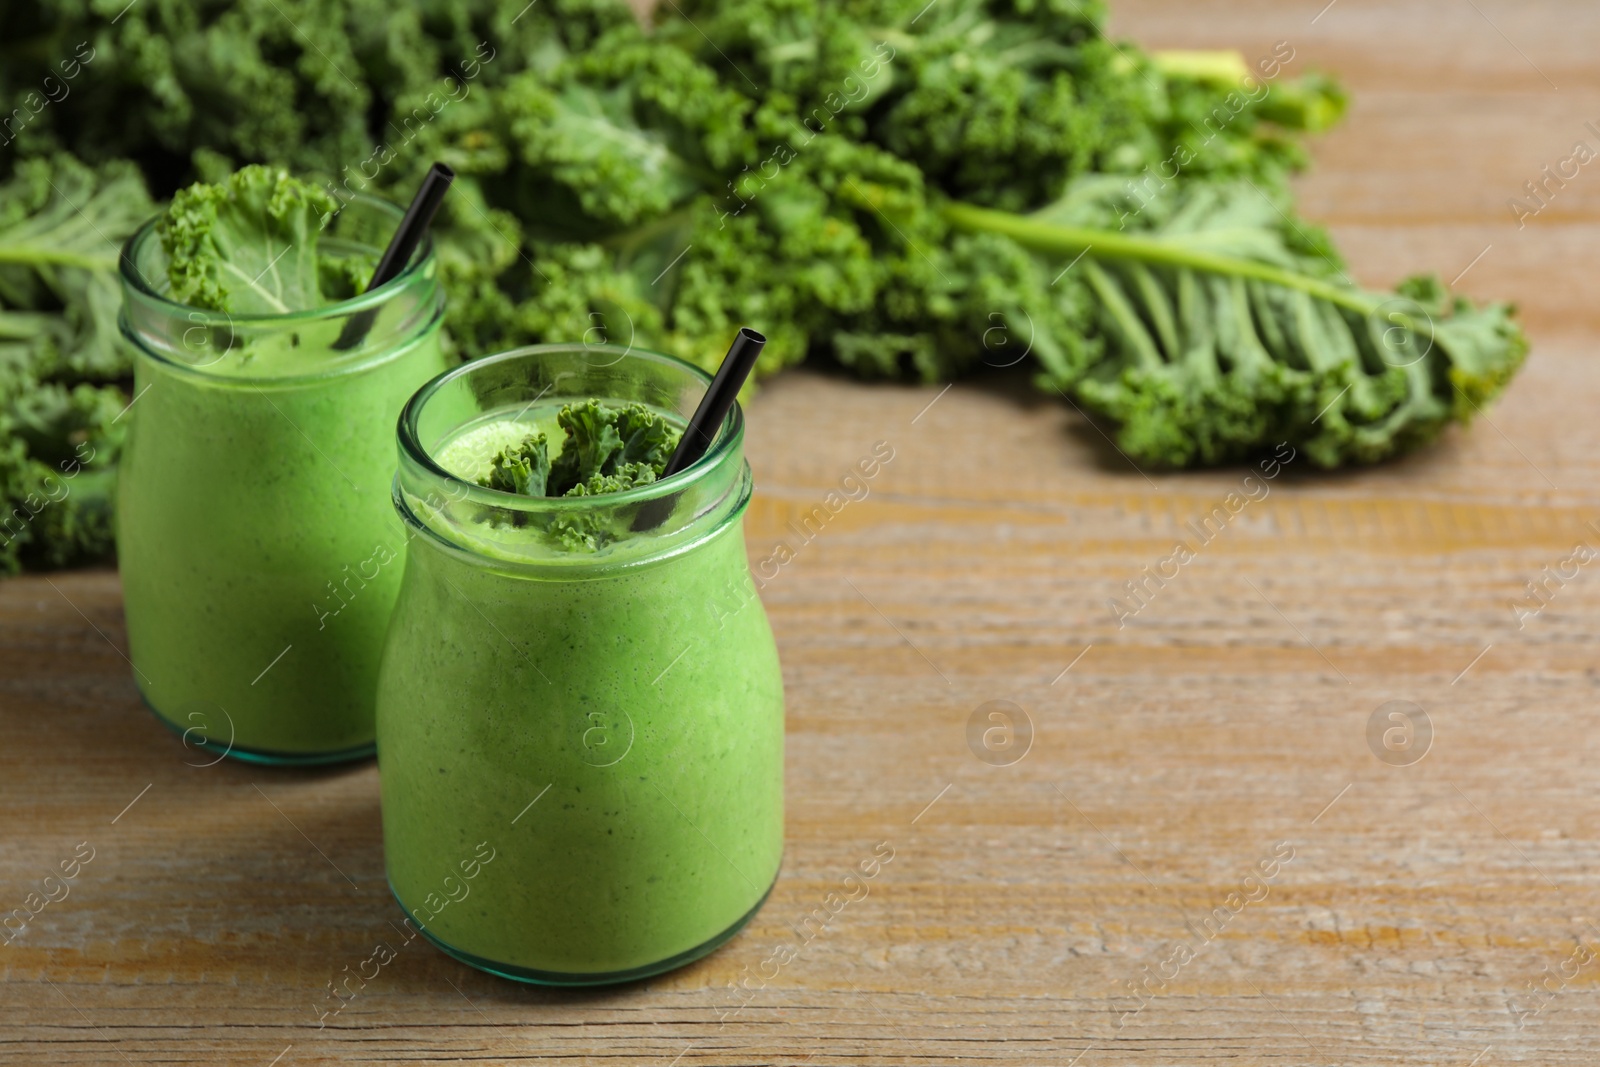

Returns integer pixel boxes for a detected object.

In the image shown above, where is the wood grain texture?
[5,1,1599,1063]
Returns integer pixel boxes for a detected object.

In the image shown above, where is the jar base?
[391,875,776,987]
[140,691,376,767]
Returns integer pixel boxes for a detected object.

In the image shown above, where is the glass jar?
[117,196,448,764]
[377,344,784,985]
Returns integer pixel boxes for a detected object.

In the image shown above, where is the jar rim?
[117,192,435,327]
[396,343,744,513]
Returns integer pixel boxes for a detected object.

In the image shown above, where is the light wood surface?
[6,2,1600,1063]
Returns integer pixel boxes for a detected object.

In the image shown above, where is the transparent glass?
[377,344,784,985]
[116,196,448,765]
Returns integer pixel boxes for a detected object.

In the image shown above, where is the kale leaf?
[476,400,681,551]
[479,401,681,501]
[159,165,347,314]
[482,433,553,497]
[946,179,1528,468]
[0,155,150,574]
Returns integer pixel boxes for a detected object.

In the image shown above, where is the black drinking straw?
[632,327,767,531]
[332,162,455,350]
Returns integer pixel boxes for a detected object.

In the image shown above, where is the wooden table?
[5,2,1599,1063]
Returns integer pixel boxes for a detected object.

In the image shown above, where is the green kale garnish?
[613,402,680,470]
[479,401,680,500]
[547,400,626,496]
[158,165,357,314]
[482,433,552,497]
[564,463,660,497]
[476,401,681,552]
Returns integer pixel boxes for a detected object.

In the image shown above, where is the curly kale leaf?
[497,28,756,233]
[159,165,346,314]
[480,402,682,505]
[872,2,1145,212]
[0,0,637,180]
[946,180,1527,468]
[548,400,681,496]
[615,402,678,465]
[476,401,682,551]
[481,433,552,497]
[500,0,1355,392]
[564,462,660,496]
[548,400,627,495]
[649,0,894,124]
[655,0,1330,212]
[0,154,155,380]
[0,155,148,574]
[517,129,1093,386]
[0,382,125,575]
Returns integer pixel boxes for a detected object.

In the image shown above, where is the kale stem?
[1147,49,1250,86]
[939,200,1435,338]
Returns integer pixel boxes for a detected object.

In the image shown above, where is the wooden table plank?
[7,1,1600,1063]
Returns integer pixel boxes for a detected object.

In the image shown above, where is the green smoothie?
[376,347,784,982]
[118,332,446,758]
[116,186,447,762]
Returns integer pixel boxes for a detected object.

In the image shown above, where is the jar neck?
[118,195,441,385]
[394,344,752,577]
